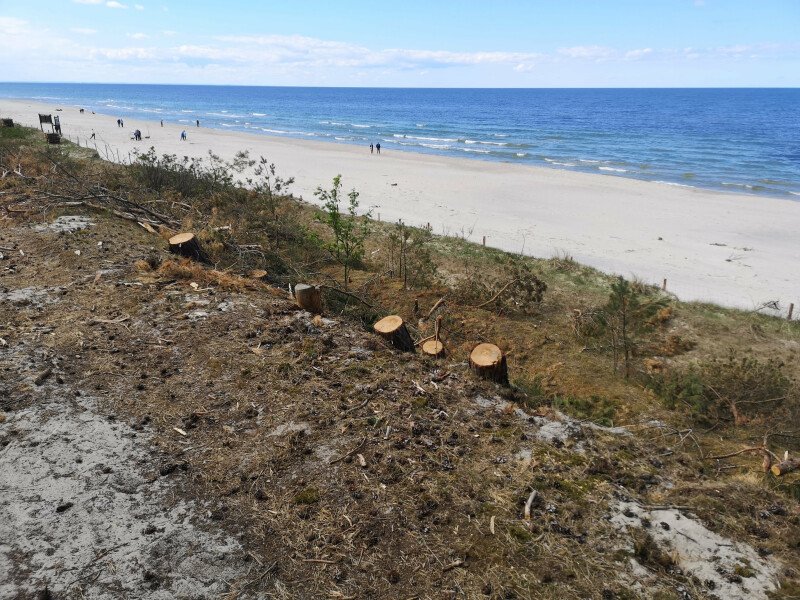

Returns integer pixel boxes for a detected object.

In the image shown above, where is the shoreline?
[2,97,799,314]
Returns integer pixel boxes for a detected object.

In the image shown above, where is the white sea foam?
[416,123,426,127]
[352,123,371,128]
[654,181,695,188]
[722,182,754,189]
[790,192,800,196]
[465,140,508,146]
[420,143,451,149]
[251,112,267,117]
[516,153,527,157]
[599,167,628,173]
[460,148,491,154]
[579,159,601,163]
[394,134,458,142]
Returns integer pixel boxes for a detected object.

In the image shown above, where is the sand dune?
[2,97,798,314]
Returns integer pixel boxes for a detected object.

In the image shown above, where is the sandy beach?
[3,97,798,314]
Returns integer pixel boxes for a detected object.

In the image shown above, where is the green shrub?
[651,350,794,426]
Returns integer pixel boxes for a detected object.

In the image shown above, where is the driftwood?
[374,315,415,352]
[168,232,208,262]
[294,284,323,314]
[469,343,509,385]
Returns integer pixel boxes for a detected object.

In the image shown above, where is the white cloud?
[73,0,104,4]
[106,1,128,8]
[624,48,653,61]
[128,32,148,40]
[134,3,144,9]
[0,17,29,35]
[161,30,177,36]
[558,45,615,60]
[70,27,98,35]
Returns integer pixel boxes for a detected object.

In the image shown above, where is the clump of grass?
[293,487,320,505]
[553,395,616,426]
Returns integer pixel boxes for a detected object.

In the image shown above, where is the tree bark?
[374,315,415,352]
[469,343,509,385]
[168,232,208,263]
[294,283,323,314]
[771,458,800,476]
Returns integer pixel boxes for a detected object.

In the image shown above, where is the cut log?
[771,458,800,476]
[469,343,509,385]
[168,232,208,262]
[294,283,323,314]
[421,339,446,358]
[249,269,268,280]
[374,315,415,352]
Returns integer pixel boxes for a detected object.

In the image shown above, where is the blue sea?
[2,83,799,198]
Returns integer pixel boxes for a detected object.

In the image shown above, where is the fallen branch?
[329,435,367,465]
[474,278,519,309]
[318,284,374,308]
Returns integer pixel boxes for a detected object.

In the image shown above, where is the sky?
[0,0,798,87]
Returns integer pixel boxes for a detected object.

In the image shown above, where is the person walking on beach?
[196,119,200,127]
[370,143,374,154]
[160,120,163,127]
[116,118,121,128]
[180,130,187,141]
[120,119,124,128]
[90,130,95,140]
[375,142,381,154]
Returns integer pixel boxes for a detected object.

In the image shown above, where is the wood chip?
[357,454,367,468]
[173,427,187,436]
[490,515,496,535]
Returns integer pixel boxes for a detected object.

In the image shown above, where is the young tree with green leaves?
[315,175,372,291]
[599,277,667,378]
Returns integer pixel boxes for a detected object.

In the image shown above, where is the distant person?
[376,142,381,154]
[370,143,374,154]
[116,118,121,128]
[90,130,96,140]
[160,120,163,127]
[79,108,84,114]
[180,130,187,141]
[196,119,200,127]
[120,119,124,128]
[54,115,61,135]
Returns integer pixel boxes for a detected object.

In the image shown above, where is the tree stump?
[294,284,323,314]
[771,458,799,476]
[469,343,509,385]
[168,232,208,262]
[1,119,13,127]
[421,339,446,358]
[374,315,415,352]
[249,269,268,280]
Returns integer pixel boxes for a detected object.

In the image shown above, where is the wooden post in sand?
[469,343,509,385]
[788,303,795,321]
[294,284,323,314]
[482,236,486,247]
[168,232,208,262]
[662,278,667,291]
[374,315,415,352]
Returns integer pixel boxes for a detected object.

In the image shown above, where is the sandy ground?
[2,97,799,314]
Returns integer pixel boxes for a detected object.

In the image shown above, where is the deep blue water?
[2,83,799,198]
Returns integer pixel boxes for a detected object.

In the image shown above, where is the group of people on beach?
[116,118,124,128]
[369,143,381,154]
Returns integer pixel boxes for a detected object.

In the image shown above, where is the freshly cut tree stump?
[469,343,509,385]
[421,339,446,358]
[771,458,800,476]
[294,284,323,314]
[374,315,415,353]
[168,232,208,262]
